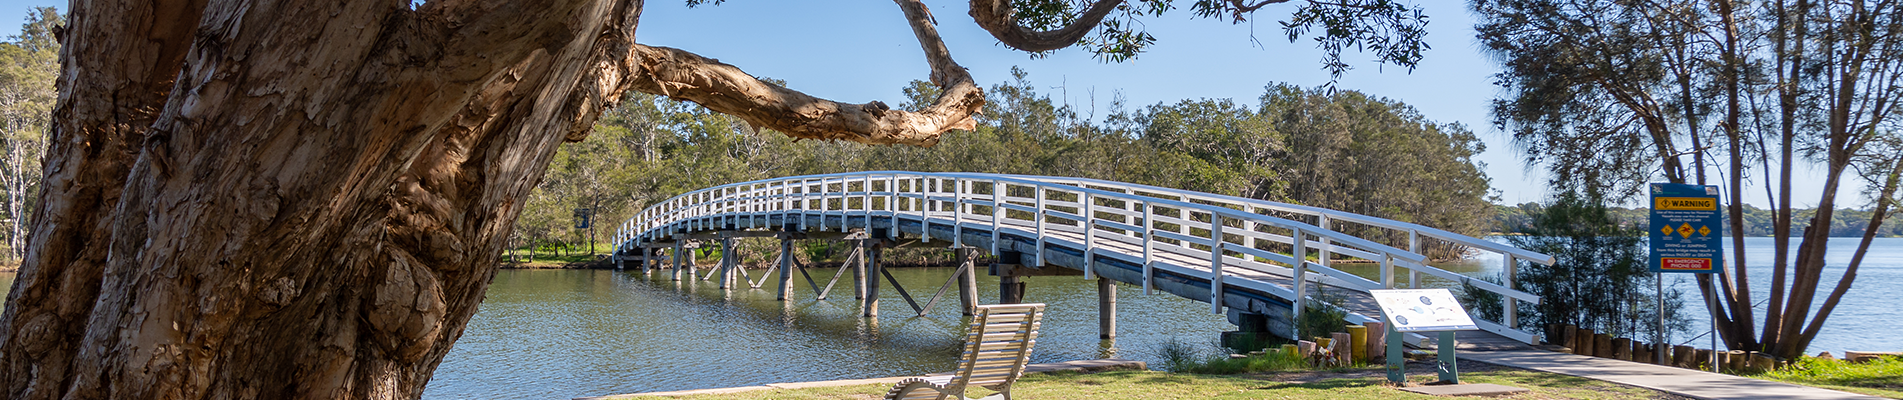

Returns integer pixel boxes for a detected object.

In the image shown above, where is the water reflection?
[426,267,1234,400]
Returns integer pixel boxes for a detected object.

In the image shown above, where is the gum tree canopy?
[0,0,1424,398]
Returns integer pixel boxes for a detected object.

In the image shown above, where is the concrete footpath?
[575,359,1146,399]
[1464,350,1888,400]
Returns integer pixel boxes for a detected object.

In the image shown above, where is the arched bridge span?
[612,172,1553,346]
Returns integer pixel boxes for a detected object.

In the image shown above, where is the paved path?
[1465,349,1888,400]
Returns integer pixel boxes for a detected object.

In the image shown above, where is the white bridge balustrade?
[611,172,1554,345]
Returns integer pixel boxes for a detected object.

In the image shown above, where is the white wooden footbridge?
[611,172,1553,348]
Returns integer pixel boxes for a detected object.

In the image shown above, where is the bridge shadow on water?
[426,268,1236,400]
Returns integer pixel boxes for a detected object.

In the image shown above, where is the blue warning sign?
[1648,183,1722,273]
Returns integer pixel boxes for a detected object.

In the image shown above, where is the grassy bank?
[1748,356,1903,398]
[641,363,1686,400]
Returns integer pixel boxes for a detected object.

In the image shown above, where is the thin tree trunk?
[1761,0,1810,351]
[1716,0,1757,351]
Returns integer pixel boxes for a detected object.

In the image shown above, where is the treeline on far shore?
[519,68,1495,261]
[1493,203,1901,237]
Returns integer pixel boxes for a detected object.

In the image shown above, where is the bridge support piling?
[671,241,685,281]
[1222,311,1275,353]
[863,242,884,317]
[959,247,978,316]
[719,237,734,290]
[687,243,700,281]
[853,240,867,300]
[999,275,1023,304]
[645,247,657,276]
[777,234,794,301]
[1098,278,1117,340]
[994,252,1027,304]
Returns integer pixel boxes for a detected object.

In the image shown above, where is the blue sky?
[0,0,1861,208]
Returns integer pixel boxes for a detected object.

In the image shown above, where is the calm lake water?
[424,267,1236,399]
[1407,236,1903,356]
[0,236,1891,399]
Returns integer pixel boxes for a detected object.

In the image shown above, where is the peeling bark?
[0,0,1000,398]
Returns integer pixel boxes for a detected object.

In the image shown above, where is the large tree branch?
[621,0,982,147]
[968,0,1124,52]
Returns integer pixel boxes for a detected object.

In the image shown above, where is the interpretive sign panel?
[1370,289,1477,332]
[573,208,593,229]
[1648,183,1722,273]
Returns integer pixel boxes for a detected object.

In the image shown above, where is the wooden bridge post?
[853,240,867,300]
[1209,214,1225,315]
[1408,230,1422,288]
[1098,277,1117,339]
[1289,228,1309,339]
[1503,255,1518,329]
[863,241,884,317]
[959,247,978,316]
[719,237,734,290]
[1000,274,1023,304]
[996,251,1026,304]
[648,246,661,276]
[640,246,653,276]
[672,241,685,281]
[777,233,794,301]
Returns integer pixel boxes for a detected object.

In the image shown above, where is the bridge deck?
[642,211,1522,349]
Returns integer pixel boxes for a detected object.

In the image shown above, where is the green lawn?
[1749,356,1903,399]
[653,364,1684,400]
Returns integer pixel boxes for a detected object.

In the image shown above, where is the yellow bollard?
[1347,325,1369,363]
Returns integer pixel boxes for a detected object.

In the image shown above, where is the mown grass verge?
[645,362,1686,400]
[1748,355,1903,398]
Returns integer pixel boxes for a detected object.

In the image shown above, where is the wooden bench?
[885,303,1047,400]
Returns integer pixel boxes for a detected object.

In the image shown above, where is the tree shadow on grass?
[1250,378,1383,391]
[1477,370,1602,387]
[1135,374,1200,385]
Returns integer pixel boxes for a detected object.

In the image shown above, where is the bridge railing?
[614,171,1550,343]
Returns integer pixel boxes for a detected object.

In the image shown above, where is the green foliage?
[1156,337,1212,373]
[1298,288,1349,340]
[0,7,59,262]
[1496,191,1688,342]
[988,0,1431,76]
[1491,202,1903,238]
[517,69,1498,262]
[1178,347,1318,375]
[1156,336,1353,375]
[1752,356,1903,398]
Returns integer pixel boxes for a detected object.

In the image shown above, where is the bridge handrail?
[995,174,1557,265]
[611,171,1548,343]
[618,171,1419,262]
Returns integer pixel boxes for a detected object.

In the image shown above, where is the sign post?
[1648,183,1723,372]
[574,208,595,255]
[1373,288,1478,384]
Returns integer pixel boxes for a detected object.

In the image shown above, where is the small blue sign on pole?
[1648,183,1722,274]
[574,208,593,230]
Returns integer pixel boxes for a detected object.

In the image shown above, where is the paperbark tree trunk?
[0,0,996,397]
[0,0,1404,397]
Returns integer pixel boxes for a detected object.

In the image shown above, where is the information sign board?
[1370,289,1477,332]
[1648,183,1722,273]
[573,208,593,229]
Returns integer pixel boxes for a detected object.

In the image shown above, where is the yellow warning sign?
[1699,226,1712,236]
[1662,226,1673,236]
[1678,223,1695,238]
[1656,197,1718,211]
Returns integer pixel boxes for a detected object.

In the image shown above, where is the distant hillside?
[1493,203,1900,237]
